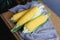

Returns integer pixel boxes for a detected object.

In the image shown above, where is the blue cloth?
[9,1,41,13]
[20,19,59,40]
[9,1,59,40]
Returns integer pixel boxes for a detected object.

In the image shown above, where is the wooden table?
[0,1,60,40]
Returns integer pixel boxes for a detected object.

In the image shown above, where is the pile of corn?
[11,6,50,34]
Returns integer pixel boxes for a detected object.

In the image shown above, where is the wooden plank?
[0,1,60,40]
[0,11,24,40]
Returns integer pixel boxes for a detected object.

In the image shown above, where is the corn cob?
[10,9,29,22]
[11,6,44,32]
[23,14,50,33]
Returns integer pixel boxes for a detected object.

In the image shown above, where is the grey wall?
[42,0,60,17]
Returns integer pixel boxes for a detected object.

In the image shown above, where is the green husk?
[11,25,24,32]
[32,13,50,33]
[11,6,45,33]
[23,13,50,33]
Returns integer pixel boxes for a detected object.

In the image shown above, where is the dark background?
[0,0,17,40]
[0,0,17,13]
[0,17,16,40]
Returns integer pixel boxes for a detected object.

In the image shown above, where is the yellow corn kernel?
[16,6,38,26]
[11,9,29,22]
[24,14,49,33]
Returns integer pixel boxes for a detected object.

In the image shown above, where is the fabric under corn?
[9,1,41,13]
[19,8,59,40]
[9,1,59,40]
[20,19,59,40]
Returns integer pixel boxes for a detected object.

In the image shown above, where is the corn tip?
[10,18,16,23]
[23,27,30,34]
[11,29,15,33]
[10,18,13,21]
[45,13,51,18]
[11,25,18,33]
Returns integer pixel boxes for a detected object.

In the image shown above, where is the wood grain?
[0,11,24,40]
[0,1,60,40]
